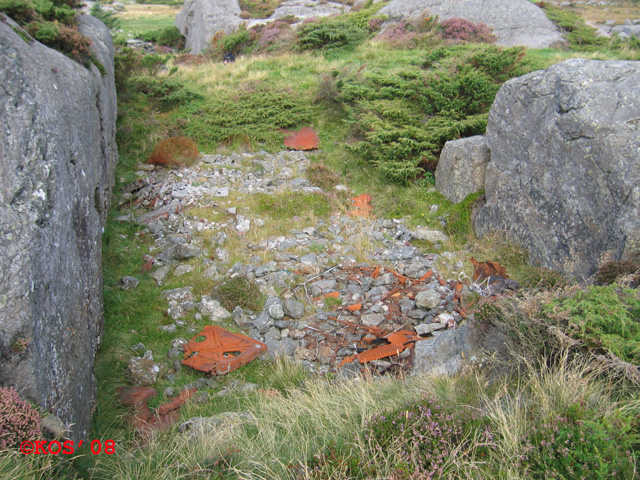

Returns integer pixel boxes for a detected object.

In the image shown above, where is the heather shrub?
[440,17,496,43]
[252,20,294,53]
[306,164,341,191]
[365,397,495,478]
[146,136,199,168]
[211,276,264,312]
[520,405,637,479]
[0,387,41,450]
[376,21,418,48]
[595,260,639,286]
[0,0,36,23]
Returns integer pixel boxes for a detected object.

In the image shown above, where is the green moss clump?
[211,277,264,312]
[544,285,640,364]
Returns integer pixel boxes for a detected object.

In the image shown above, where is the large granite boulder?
[474,59,640,280]
[435,135,489,204]
[0,15,118,440]
[176,0,244,54]
[378,0,564,49]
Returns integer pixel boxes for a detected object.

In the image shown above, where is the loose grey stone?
[361,313,385,327]
[283,298,305,319]
[120,276,139,290]
[162,287,194,302]
[174,264,194,276]
[415,322,446,335]
[151,266,170,286]
[415,289,440,310]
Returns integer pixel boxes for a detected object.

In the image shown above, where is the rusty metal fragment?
[283,127,320,150]
[349,193,373,217]
[182,326,267,375]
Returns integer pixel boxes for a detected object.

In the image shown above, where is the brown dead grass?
[146,136,199,168]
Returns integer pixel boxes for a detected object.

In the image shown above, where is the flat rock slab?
[378,0,564,48]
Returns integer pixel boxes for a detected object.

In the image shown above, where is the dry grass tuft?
[146,136,199,168]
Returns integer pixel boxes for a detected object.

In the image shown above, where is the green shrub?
[219,27,252,54]
[27,18,58,42]
[140,25,184,48]
[544,285,640,364]
[539,2,606,49]
[130,76,203,110]
[0,0,36,23]
[114,46,141,92]
[90,3,119,30]
[331,43,526,183]
[297,17,368,51]
[521,404,637,479]
[184,84,316,149]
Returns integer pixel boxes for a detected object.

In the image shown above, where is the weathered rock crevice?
[0,15,117,440]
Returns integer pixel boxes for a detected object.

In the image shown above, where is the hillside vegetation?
[1,1,640,478]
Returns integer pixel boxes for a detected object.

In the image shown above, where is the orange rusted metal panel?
[349,193,373,217]
[182,326,267,375]
[283,127,320,150]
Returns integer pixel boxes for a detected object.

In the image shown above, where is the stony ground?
[117,150,488,398]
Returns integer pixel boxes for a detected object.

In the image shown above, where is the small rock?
[283,299,305,319]
[174,264,194,276]
[415,289,440,309]
[236,217,251,233]
[128,356,160,386]
[162,287,194,302]
[41,414,68,439]
[361,313,385,327]
[414,227,449,244]
[199,296,231,321]
[268,302,285,320]
[160,324,177,333]
[415,322,447,335]
[120,276,139,290]
[151,266,170,286]
[164,387,176,398]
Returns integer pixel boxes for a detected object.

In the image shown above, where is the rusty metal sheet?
[339,329,424,367]
[349,193,373,218]
[182,326,267,375]
[283,127,320,150]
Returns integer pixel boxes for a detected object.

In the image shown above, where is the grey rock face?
[0,16,117,441]
[378,0,564,48]
[411,322,477,376]
[435,136,490,204]
[175,0,244,54]
[611,24,640,39]
[474,59,640,280]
